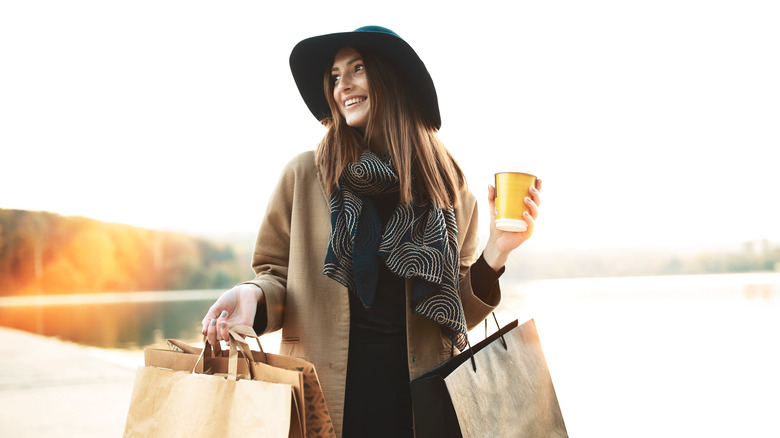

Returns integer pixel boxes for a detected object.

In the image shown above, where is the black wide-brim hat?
[289,25,441,130]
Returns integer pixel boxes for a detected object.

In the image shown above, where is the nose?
[336,74,354,92]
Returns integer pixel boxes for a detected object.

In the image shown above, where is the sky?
[1,0,779,251]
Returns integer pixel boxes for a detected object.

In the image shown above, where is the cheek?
[357,77,370,93]
[332,89,344,116]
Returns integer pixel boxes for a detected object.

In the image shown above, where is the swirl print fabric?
[323,151,468,351]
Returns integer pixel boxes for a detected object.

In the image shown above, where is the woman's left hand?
[483,178,542,271]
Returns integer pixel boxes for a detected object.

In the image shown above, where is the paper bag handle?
[484,312,508,350]
[228,324,268,363]
[225,324,272,381]
[191,336,223,374]
[191,324,269,380]
[463,312,509,373]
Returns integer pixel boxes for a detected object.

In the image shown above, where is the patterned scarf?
[323,150,468,351]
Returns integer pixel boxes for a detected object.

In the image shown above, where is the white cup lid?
[495,218,528,232]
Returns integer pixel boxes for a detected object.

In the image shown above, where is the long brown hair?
[315,47,466,208]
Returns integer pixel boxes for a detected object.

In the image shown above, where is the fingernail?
[220,310,227,318]
[221,322,226,329]
[210,319,216,327]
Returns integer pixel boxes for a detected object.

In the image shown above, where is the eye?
[331,74,341,85]
[354,64,365,75]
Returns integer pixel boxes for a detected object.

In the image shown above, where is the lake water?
[1,272,779,437]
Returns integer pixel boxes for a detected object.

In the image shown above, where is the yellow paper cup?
[494,172,537,232]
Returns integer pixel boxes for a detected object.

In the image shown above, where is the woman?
[201,26,541,437]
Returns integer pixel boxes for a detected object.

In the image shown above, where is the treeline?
[0,209,253,296]
[4,208,776,296]
[504,242,780,281]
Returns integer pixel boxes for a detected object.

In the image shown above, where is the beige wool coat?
[243,151,500,437]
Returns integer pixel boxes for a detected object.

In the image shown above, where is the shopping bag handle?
[225,324,272,381]
[228,324,268,362]
[192,337,222,374]
[484,312,508,350]
[190,325,266,379]
[462,312,509,373]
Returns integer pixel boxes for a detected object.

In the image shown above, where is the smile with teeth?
[344,97,367,108]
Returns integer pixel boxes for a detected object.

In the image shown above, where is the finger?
[525,195,540,219]
[206,318,218,346]
[216,310,231,345]
[201,302,222,335]
[216,310,228,339]
[529,185,541,208]
[201,312,218,335]
[221,321,230,346]
[487,185,497,217]
[535,178,542,192]
[523,210,536,235]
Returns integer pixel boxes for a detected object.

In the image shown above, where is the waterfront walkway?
[0,327,143,437]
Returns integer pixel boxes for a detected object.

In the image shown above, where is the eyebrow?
[331,57,363,73]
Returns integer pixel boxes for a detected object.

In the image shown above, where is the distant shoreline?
[0,289,223,307]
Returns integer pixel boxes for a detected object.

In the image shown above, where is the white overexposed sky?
[1,0,778,250]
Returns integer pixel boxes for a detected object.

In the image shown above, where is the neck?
[367,130,388,156]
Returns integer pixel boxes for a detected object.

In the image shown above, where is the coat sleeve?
[239,160,297,334]
[456,190,502,331]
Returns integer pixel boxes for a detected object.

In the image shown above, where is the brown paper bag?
[123,326,301,437]
[260,352,335,438]
[124,366,293,437]
[223,325,336,438]
[130,325,335,438]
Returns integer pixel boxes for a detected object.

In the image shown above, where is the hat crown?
[353,25,401,39]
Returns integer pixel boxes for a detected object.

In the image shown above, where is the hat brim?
[289,30,441,130]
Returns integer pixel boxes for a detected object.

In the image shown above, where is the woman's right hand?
[201,284,265,346]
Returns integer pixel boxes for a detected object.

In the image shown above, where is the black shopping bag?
[410,318,568,438]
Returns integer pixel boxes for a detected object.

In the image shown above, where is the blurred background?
[1,1,779,437]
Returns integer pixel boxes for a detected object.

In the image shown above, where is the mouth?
[344,97,367,108]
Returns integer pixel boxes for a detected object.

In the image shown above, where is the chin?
[343,109,369,130]
[346,119,368,130]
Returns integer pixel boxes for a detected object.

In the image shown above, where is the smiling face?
[330,46,370,130]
